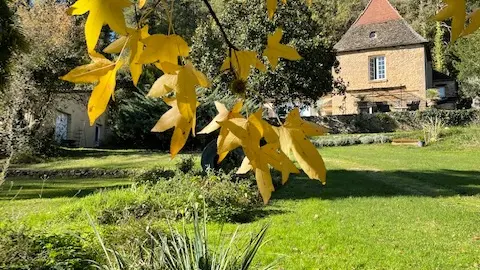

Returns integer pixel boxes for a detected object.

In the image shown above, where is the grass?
[0,178,131,200]
[6,149,199,171]
[1,127,480,269]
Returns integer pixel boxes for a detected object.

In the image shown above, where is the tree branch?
[201,0,238,51]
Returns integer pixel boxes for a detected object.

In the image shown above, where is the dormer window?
[369,31,377,39]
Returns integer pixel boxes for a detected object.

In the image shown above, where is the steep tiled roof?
[334,0,427,53]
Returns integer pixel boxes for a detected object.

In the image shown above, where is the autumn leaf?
[138,34,189,71]
[266,0,277,20]
[138,0,146,9]
[104,26,150,86]
[217,109,301,204]
[67,0,130,52]
[220,49,266,80]
[147,62,210,134]
[260,143,299,184]
[263,28,302,69]
[463,9,480,36]
[277,108,327,183]
[199,101,243,134]
[88,59,124,126]
[434,0,466,41]
[60,53,114,83]
[218,117,276,203]
[151,98,197,158]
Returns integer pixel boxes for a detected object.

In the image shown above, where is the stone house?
[321,0,457,115]
[53,91,106,148]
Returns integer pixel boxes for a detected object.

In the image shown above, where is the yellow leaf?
[289,128,326,183]
[88,60,124,126]
[236,156,253,174]
[148,75,177,98]
[68,0,130,52]
[277,108,327,183]
[138,0,146,9]
[248,108,279,144]
[217,151,229,164]
[434,0,466,41]
[260,143,299,184]
[148,62,210,135]
[199,101,243,134]
[217,115,278,204]
[284,108,327,136]
[463,9,480,36]
[139,34,189,68]
[255,164,274,204]
[220,49,266,80]
[151,98,197,158]
[60,54,114,83]
[263,28,302,69]
[266,0,277,20]
[217,118,248,154]
[104,26,150,86]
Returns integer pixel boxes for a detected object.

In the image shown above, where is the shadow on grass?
[0,183,131,201]
[273,169,480,201]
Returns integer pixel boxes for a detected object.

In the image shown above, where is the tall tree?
[191,0,339,106]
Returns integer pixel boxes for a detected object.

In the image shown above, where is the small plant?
[0,228,95,269]
[131,167,176,185]
[92,207,274,270]
[176,155,196,174]
[426,88,440,100]
[422,116,445,145]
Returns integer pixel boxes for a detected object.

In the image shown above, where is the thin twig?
[201,0,238,51]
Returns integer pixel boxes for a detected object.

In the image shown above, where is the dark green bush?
[98,170,261,224]
[131,167,176,185]
[175,155,196,174]
[0,228,95,270]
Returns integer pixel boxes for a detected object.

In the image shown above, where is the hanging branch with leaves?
[60,0,327,204]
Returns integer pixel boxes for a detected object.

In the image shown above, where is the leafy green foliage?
[131,167,176,185]
[98,170,261,224]
[175,155,196,173]
[191,0,338,106]
[0,228,95,270]
[453,31,480,98]
[94,207,272,270]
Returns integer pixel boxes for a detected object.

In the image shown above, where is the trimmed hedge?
[312,134,391,147]
[389,109,480,130]
[305,109,480,134]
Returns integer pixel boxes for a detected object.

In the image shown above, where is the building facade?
[321,0,457,115]
[53,92,106,148]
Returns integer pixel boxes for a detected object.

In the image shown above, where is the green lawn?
[8,148,199,171]
[1,128,480,269]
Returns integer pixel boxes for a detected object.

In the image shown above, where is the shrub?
[94,207,272,270]
[422,116,445,145]
[98,170,261,224]
[175,155,195,174]
[312,134,391,148]
[131,167,176,185]
[0,228,95,270]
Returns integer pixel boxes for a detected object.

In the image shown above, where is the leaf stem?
[201,0,238,51]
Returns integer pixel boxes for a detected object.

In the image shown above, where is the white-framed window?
[369,56,386,81]
[55,112,70,143]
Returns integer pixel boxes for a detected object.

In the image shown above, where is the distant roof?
[334,0,428,53]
